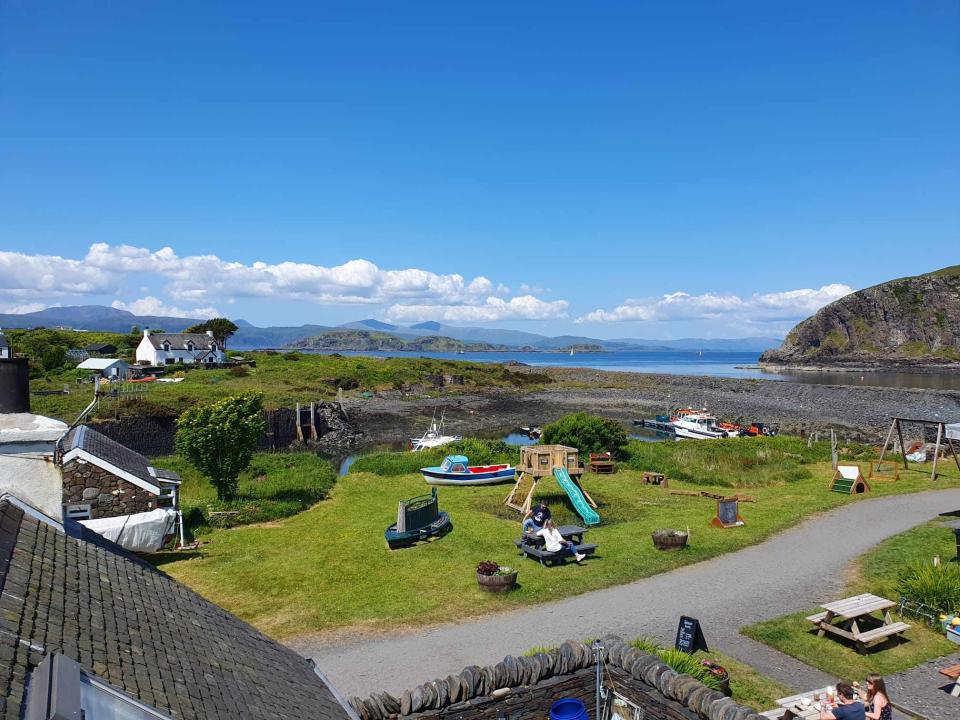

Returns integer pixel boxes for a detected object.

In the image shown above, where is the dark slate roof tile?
[61,425,156,488]
[0,499,353,720]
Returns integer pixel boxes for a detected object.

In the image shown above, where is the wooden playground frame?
[877,416,960,480]
[503,444,597,514]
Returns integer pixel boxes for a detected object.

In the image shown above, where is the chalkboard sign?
[711,498,743,528]
[675,616,709,654]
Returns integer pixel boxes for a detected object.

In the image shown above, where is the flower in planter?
[701,659,728,678]
[476,560,500,576]
[494,566,515,577]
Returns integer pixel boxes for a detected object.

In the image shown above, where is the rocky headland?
[760,265,960,369]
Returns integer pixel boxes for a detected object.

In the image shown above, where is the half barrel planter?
[651,529,689,551]
[476,570,518,593]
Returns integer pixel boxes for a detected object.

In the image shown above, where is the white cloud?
[0,243,565,321]
[386,295,569,323]
[0,302,50,314]
[0,249,115,297]
[110,297,221,319]
[578,284,852,324]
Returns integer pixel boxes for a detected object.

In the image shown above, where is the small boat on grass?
[421,455,516,486]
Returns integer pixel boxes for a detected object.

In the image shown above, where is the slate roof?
[0,335,8,349]
[0,498,356,720]
[146,333,218,351]
[85,342,118,353]
[60,426,179,490]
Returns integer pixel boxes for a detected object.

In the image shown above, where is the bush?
[897,561,960,614]
[540,413,628,457]
[229,364,249,377]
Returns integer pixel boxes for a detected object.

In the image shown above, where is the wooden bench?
[517,543,597,566]
[938,663,960,697]
[852,621,910,647]
[805,611,828,625]
[589,453,615,474]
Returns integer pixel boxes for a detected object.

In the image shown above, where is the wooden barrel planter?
[476,570,518,593]
[651,529,688,551]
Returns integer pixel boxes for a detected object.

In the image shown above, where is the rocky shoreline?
[342,366,960,448]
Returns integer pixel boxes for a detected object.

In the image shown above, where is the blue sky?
[1,1,957,338]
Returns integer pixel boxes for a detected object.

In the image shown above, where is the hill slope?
[760,266,960,366]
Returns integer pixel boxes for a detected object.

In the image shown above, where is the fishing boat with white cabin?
[410,410,461,451]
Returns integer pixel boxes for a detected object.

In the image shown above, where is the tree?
[175,393,266,501]
[540,412,629,458]
[184,318,239,348]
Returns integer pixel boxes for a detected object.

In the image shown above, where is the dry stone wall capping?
[347,636,765,720]
[61,460,158,518]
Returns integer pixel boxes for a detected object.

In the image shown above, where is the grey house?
[0,495,358,720]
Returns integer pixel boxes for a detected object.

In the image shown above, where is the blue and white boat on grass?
[421,455,516,486]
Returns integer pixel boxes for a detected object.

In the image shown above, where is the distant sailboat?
[569,348,574,356]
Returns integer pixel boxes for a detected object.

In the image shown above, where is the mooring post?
[593,639,604,720]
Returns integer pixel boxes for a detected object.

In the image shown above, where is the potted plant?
[476,560,518,593]
[651,528,689,551]
[701,659,730,696]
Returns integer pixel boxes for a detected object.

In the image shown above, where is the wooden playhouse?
[504,445,598,520]
[831,464,870,495]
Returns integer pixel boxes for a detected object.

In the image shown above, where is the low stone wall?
[348,636,763,720]
[90,401,361,457]
[61,459,159,518]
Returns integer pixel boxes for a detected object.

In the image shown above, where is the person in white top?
[536,519,586,563]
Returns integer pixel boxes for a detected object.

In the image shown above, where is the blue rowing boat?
[421,455,516,486]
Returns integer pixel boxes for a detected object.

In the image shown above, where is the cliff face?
[760,266,960,366]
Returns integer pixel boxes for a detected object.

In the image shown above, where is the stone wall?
[348,636,763,720]
[90,401,361,457]
[61,460,159,519]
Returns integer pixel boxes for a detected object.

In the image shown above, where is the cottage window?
[27,654,171,720]
[162,342,171,351]
[186,341,194,351]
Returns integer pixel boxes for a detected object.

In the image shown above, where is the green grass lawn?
[742,521,959,679]
[154,438,960,642]
[28,347,551,422]
[154,452,338,529]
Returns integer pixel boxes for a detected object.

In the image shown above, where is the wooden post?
[932,422,943,481]
[947,437,960,474]
[895,419,908,470]
[877,418,896,466]
[295,402,303,442]
[831,429,838,471]
[309,402,318,441]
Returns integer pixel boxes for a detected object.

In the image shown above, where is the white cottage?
[136,329,227,366]
[0,330,10,359]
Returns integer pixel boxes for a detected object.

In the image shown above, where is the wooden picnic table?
[518,524,588,546]
[805,593,910,652]
[770,685,867,720]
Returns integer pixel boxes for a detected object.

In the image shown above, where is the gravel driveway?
[290,489,960,701]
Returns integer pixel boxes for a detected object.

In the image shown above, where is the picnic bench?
[514,524,597,566]
[938,663,960,697]
[805,593,910,652]
[589,452,615,474]
[770,685,863,720]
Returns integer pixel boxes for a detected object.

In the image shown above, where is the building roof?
[0,413,68,445]
[0,497,356,720]
[60,426,179,494]
[76,358,127,370]
[145,333,217,351]
[0,334,8,348]
[85,342,118,352]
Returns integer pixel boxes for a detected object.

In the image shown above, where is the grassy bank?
[29,349,552,422]
[154,438,960,640]
[154,452,337,530]
[742,521,958,679]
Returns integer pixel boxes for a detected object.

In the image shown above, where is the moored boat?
[410,409,461,451]
[421,455,516,485]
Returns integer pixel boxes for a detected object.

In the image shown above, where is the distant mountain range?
[0,305,781,352]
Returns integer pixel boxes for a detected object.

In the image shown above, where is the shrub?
[229,364,249,377]
[628,638,724,691]
[540,413,629,457]
[897,561,960,614]
[284,351,302,361]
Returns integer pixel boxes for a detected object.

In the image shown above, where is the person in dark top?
[521,501,551,535]
[820,682,865,720]
[864,674,891,720]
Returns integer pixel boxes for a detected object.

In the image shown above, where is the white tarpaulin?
[80,508,178,553]
[947,423,960,441]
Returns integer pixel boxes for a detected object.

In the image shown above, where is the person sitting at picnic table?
[537,519,586,563]
[521,500,551,535]
[819,682,865,720]
[863,675,891,720]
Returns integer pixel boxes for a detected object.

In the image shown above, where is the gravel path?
[290,489,960,699]
[884,652,960,720]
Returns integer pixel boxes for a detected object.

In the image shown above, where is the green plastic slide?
[553,467,600,526]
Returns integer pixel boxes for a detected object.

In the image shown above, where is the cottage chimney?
[143,327,151,337]
[206,330,214,338]
[0,358,30,413]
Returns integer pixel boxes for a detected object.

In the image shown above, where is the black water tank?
[0,358,30,413]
